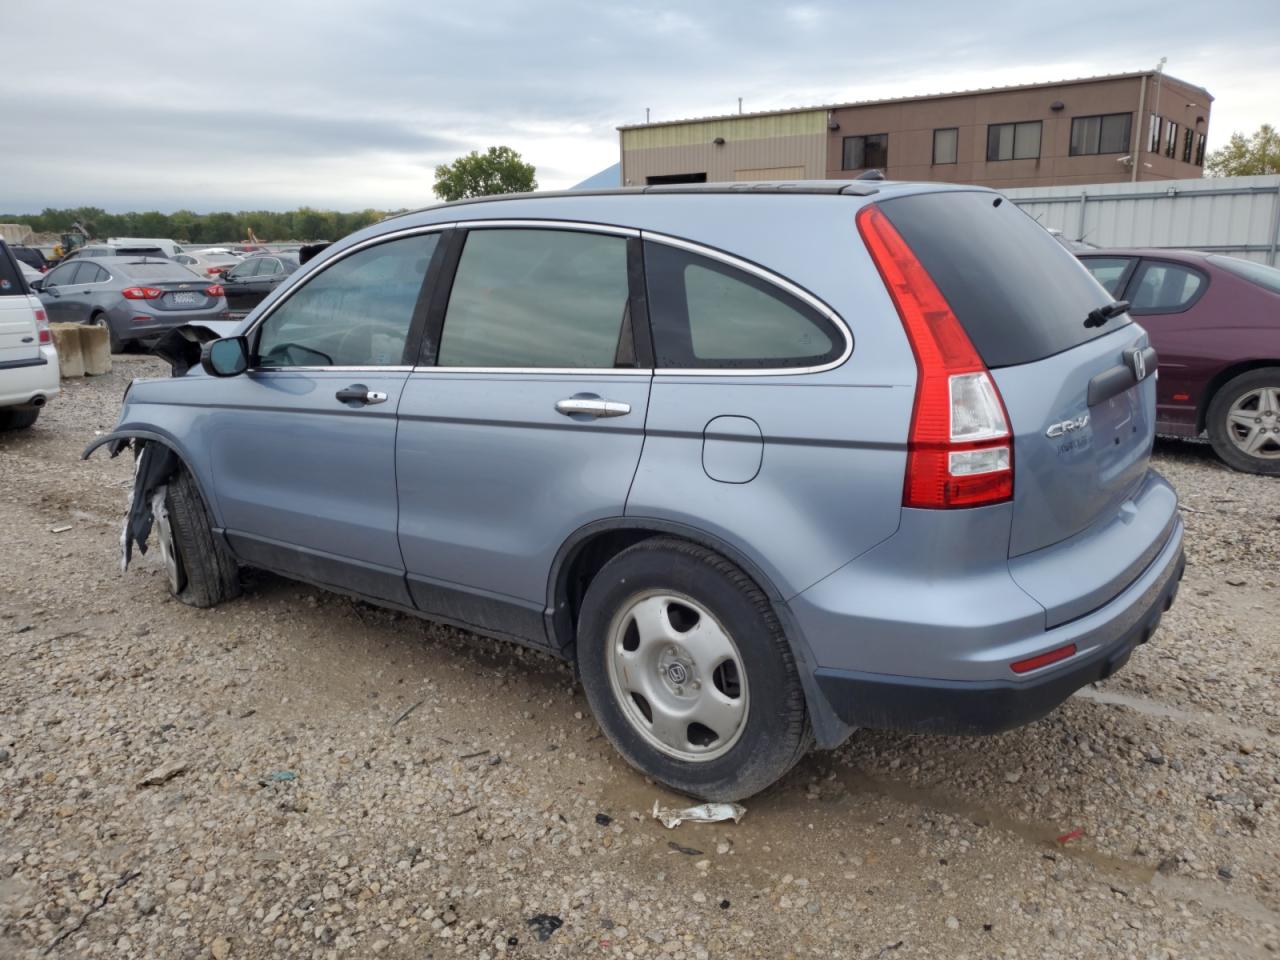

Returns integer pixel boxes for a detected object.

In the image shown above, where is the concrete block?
[78,323,112,375]
[50,323,85,378]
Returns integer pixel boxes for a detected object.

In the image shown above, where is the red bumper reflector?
[1011,643,1077,674]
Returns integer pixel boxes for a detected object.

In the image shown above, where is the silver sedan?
[33,256,229,352]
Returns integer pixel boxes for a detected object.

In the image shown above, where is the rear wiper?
[1084,300,1130,328]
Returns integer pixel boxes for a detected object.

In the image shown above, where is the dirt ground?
[2,356,1278,960]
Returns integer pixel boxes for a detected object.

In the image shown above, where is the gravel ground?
[2,356,1277,960]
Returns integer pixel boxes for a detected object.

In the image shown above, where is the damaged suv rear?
[87,182,1184,801]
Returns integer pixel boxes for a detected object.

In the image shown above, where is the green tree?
[433,146,537,201]
[1205,124,1280,177]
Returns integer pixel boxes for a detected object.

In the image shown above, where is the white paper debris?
[651,799,746,828]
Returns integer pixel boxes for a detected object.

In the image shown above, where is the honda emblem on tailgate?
[1126,347,1147,382]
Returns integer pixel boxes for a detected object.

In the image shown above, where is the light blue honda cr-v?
[87,181,1185,800]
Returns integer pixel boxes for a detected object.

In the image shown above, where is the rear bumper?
[0,344,60,407]
[109,303,229,340]
[811,522,1185,735]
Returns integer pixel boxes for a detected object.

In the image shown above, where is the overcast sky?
[3,1,1277,214]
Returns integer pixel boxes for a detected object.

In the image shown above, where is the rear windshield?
[0,243,29,297]
[116,247,167,257]
[878,190,1128,368]
[120,261,203,282]
[1208,254,1280,295]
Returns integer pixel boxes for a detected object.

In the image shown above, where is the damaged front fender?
[84,433,182,570]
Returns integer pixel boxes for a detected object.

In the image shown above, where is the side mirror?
[201,336,249,377]
[30,279,44,292]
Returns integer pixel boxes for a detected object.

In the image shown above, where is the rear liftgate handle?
[335,384,388,406]
[555,394,631,419]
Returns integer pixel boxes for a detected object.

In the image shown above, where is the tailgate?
[993,325,1156,556]
[878,189,1154,556]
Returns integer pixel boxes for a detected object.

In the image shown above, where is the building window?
[932,127,958,164]
[1069,113,1132,156]
[1165,121,1177,158]
[1149,114,1162,153]
[842,134,888,170]
[1195,133,1206,166]
[986,121,1041,161]
[1182,128,1194,163]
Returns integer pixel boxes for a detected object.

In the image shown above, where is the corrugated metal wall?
[1001,175,1280,264]
[620,111,826,150]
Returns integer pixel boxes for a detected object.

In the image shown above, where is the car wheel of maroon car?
[1206,367,1280,475]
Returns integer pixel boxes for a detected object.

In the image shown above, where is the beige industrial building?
[618,71,1211,190]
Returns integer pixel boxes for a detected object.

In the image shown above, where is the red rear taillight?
[204,284,225,297]
[122,286,163,300]
[35,308,51,344]
[857,204,1013,509]
[206,266,224,275]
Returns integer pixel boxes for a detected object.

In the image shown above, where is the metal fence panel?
[1001,175,1280,264]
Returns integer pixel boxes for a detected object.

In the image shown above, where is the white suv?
[0,240,59,429]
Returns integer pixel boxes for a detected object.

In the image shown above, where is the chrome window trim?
[252,365,415,373]
[243,218,850,379]
[639,230,853,377]
[412,367,653,377]
[456,219,639,238]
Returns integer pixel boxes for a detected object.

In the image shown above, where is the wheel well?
[1197,359,1280,433]
[554,529,658,651]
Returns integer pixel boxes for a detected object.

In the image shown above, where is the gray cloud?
[3,0,1276,212]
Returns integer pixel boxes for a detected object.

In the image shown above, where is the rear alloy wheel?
[90,312,122,354]
[577,538,810,801]
[1207,368,1280,475]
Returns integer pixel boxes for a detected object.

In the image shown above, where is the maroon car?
[1079,249,1280,475]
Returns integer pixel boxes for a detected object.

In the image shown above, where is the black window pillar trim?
[416,228,466,367]
[626,236,655,369]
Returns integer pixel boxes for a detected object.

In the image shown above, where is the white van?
[107,237,186,257]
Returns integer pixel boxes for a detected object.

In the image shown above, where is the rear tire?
[0,408,39,430]
[1206,367,1280,475]
[161,469,241,607]
[90,312,122,354]
[577,537,811,801]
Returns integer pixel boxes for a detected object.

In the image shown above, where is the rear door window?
[1128,261,1207,314]
[0,244,27,296]
[437,229,631,368]
[878,190,1126,368]
[1080,256,1136,297]
[644,241,841,368]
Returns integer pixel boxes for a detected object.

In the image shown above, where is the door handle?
[335,384,388,406]
[555,396,631,418]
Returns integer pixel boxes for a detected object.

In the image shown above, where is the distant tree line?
[0,206,396,244]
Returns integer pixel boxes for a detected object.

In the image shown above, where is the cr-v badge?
[1046,414,1090,438]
